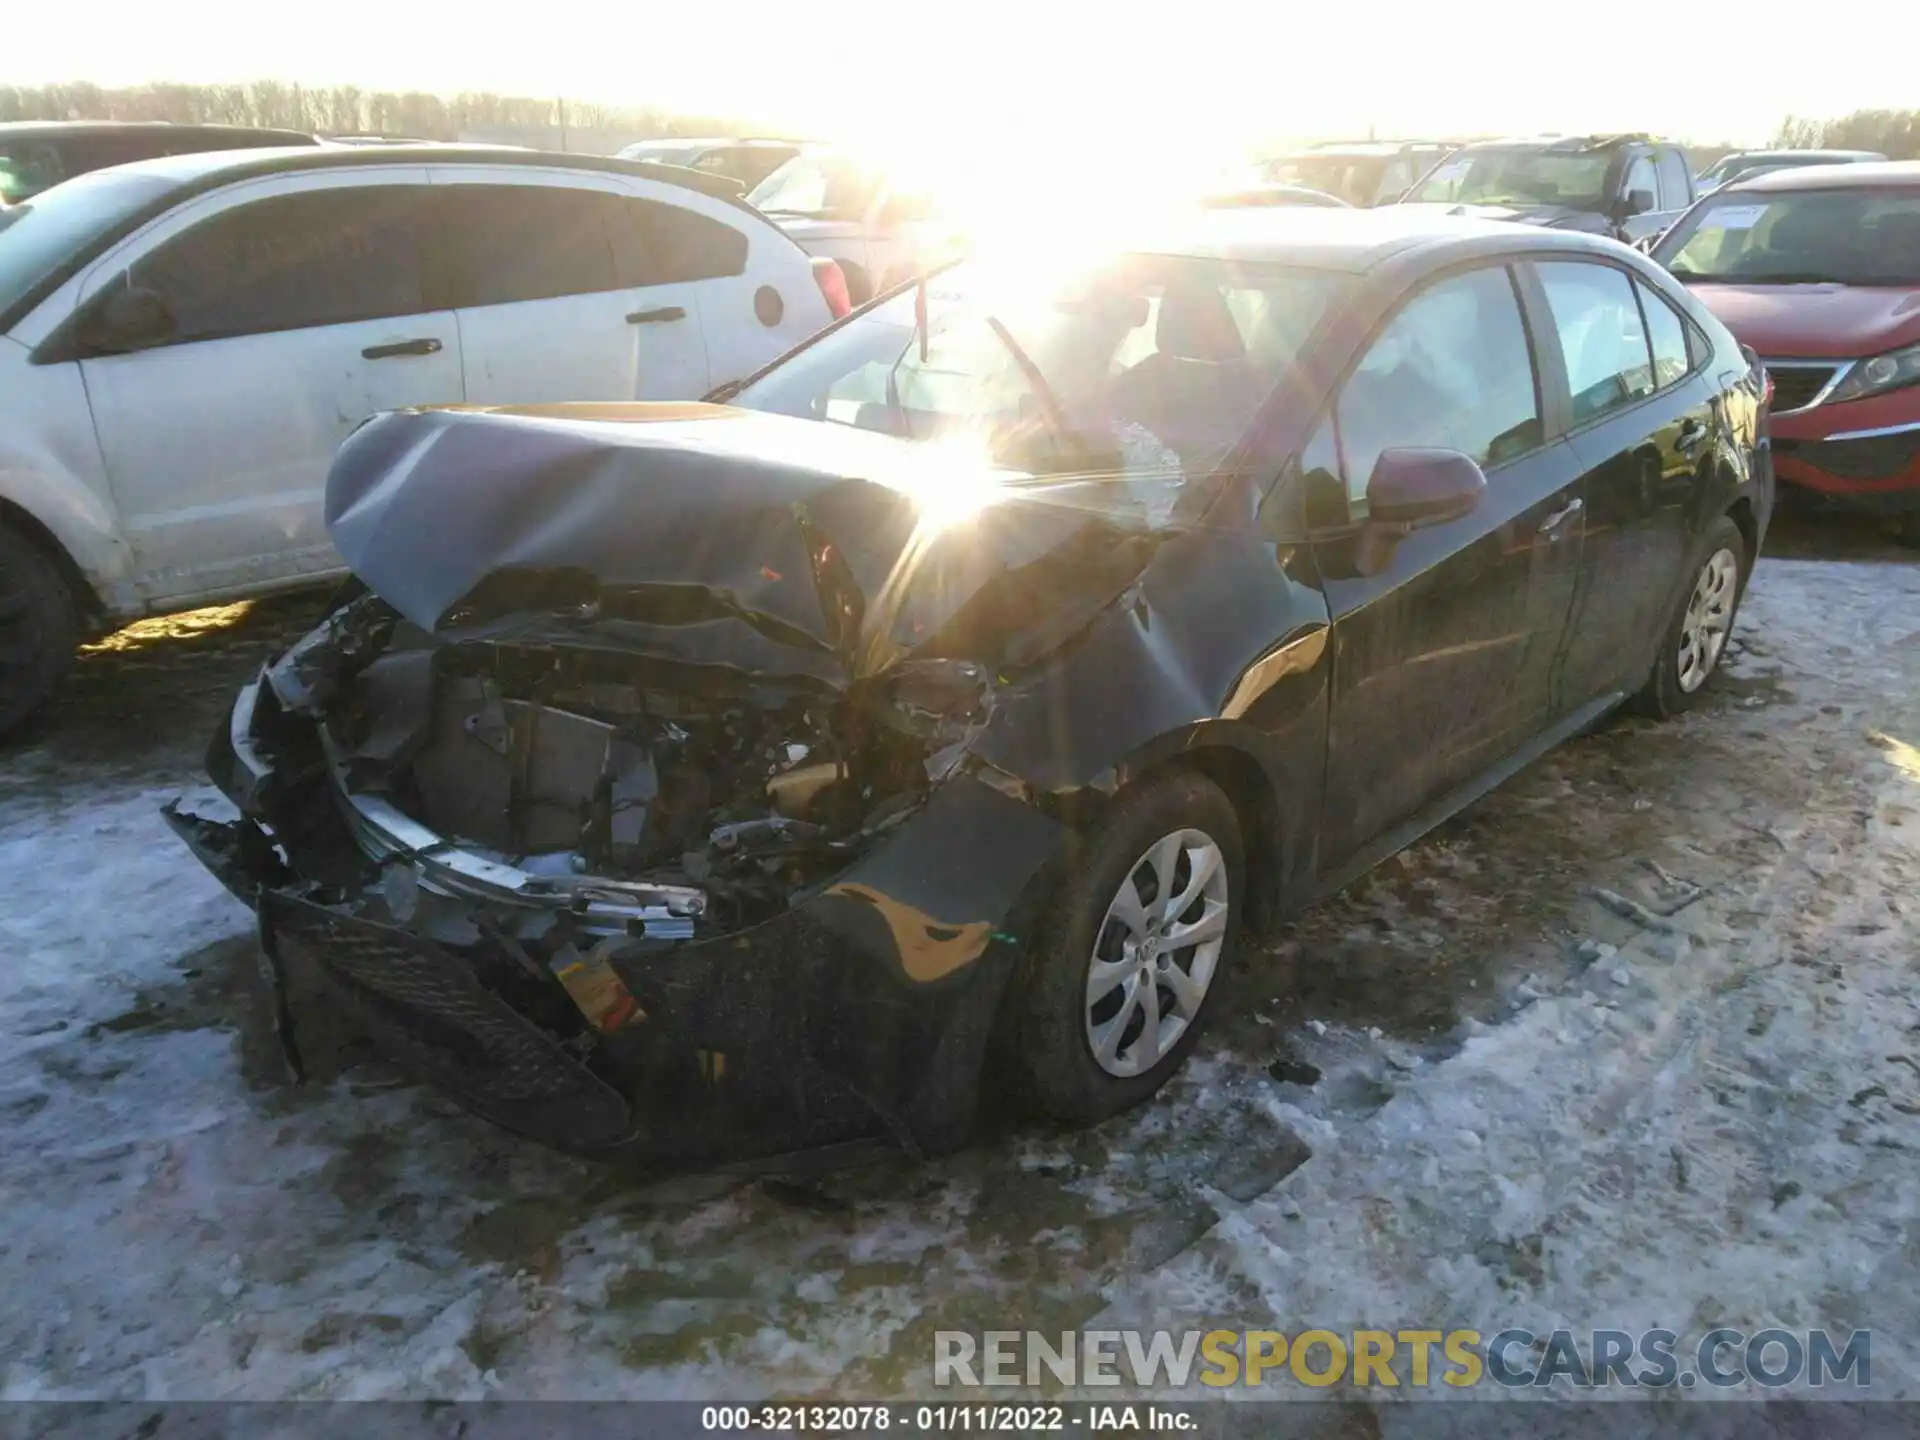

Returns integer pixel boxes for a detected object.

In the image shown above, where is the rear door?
[428,169,709,404]
[1534,259,1715,703]
[1312,262,1586,867]
[76,169,461,605]
[602,184,794,392]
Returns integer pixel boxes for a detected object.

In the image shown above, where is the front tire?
[1013,770,1244,1123]
[1636,515,1747,718]
[0,525,81,744]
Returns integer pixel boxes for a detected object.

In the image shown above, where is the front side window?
[1535,261,1655,424]
[1654,187,1920,287]
[1333,265,1542,511]
[126,184,427,343]
[0,167,179,320]
[1623,155,1658,206]
[731,253,1348,528]
[1655,151,1692,210]
[1406,149,1613,210]
[435,184,615,307]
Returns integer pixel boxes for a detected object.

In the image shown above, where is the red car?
[1651,161,1920,541]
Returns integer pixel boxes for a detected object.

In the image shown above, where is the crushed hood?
[326,403,1159,691]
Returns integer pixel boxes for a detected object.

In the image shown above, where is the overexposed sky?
[7,0,1908,154]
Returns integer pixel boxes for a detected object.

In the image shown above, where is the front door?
[78,170,461,606]
[1311,262,1586,867]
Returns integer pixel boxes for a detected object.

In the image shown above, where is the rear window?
[0,167,179,324]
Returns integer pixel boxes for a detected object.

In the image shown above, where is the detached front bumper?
[167,677,1070,1167]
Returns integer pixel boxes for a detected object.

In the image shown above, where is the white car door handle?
[1538,497,1584,537]
[362,338,443,360]
[627,306,687,325]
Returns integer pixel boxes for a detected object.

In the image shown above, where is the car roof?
[1456,133,1656,153]
[0,120,313,140]
[1127,204,1622,272]
[1718,148,1884,163]
[58,141,752,202]
[1727,159,1920,193]
[627,136,802,149]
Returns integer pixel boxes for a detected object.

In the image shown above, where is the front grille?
[1763,363,1838,413]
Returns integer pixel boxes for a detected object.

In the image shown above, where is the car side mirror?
[1365,447,1486,529]
[86,285,175,354]
[1620,187,1655,218]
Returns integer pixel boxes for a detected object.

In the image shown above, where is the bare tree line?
[0,80,755,142]
[1772,109,1920,158]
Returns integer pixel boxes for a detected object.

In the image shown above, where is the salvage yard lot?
[2,517,1918,1404]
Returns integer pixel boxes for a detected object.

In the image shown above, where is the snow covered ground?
[2,534,1917,1410]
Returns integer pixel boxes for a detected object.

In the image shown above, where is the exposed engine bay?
[264,594,996,946]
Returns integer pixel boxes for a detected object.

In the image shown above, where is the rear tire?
[1634,515,1747,719]
[0,524,81,744]
[1012,770,1244,1124]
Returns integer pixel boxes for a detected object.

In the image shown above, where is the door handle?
[1537,497,1584,537]
[627,306,686,325]
[361,337,443,360]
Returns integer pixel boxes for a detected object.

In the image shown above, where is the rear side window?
[433,184,617,307]
[1334,264,1542,508]
[1535,261,1655,424]
[1635,277,1693,389]
[1655,151,1692,210]
[606,193,748,284]
[127,184,427,343]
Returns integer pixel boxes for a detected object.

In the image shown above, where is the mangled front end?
[166,406,1149,1164]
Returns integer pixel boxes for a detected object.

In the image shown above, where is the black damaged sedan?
[169,209,1773,1167]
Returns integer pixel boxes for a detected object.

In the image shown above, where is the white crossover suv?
[0,144,849,737]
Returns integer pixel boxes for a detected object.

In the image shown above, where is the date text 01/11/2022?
[698,1403,1200,1431]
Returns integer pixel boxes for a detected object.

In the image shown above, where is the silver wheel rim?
[1084,828,1229,1078]
[1677,547,1738,694]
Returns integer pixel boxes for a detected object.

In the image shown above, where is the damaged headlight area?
[310,596,991,940]
[166,592,1059,1164]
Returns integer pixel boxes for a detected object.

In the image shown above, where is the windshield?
[1655,187,1920,286]
[1407,148,1613,210]
[1265,156,1383,207]
[730,254,1348,527]
[746,152,880,220]
[0,167,178,323]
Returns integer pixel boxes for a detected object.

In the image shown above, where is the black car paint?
[168,225,1770,1167]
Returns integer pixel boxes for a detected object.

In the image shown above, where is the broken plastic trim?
[317,729,706,941]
